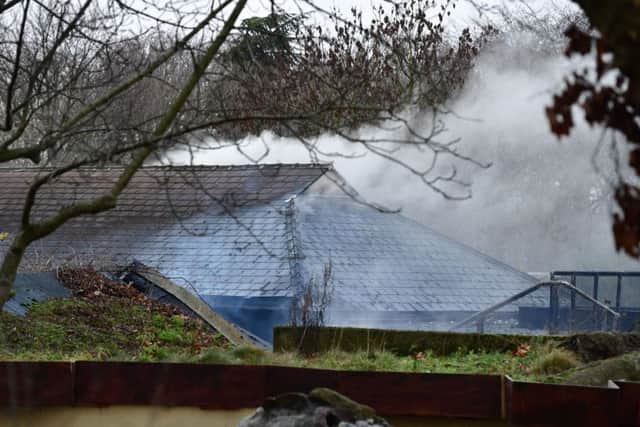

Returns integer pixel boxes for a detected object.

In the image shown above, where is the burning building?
[0,164,541,342]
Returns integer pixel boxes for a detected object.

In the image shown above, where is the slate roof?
[0,164,537,329]
[4,272,70,316]
[0,165,327,223]
[0,165,327,279]
[294,196,538,314]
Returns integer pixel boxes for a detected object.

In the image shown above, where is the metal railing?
[551,271,640,311]
[451,280,621,334]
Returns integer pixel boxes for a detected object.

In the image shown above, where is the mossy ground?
[0,297,590,383]
[565,351,640,386]
[0,297,228,361]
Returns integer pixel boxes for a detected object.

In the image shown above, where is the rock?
[557,332,640,362]
[565,351,640,386]
[237,388,392,427]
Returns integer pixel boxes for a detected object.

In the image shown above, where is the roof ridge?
[0,163,334,173]
[284,197,304,298]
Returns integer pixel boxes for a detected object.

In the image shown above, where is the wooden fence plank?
[506,376,620,427]
[265,366,340,396]
[615,381,640,427]
[74,362,265,408]
[337,371,502,418]
[0,359,630,427]
[0,362,73,406]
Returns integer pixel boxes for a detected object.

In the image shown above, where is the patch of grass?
[0,296,606,384]
[231,345,267,364]
[0,297,228,362]
[532,345,581,375]
[196,348,233,364]
[232,345,552,381]
[273,326,552,356]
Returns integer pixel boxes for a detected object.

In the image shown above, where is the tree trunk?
[0,232,29,308]
[0,0,247,309]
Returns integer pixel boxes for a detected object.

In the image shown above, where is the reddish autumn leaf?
[512,344,530,358]
[613,184,640,257]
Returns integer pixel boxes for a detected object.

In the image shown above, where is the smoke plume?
[166,24,638,273]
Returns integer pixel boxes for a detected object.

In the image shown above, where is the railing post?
[569,275,576,331]
[615,274,622,312]
[549,284,560,334]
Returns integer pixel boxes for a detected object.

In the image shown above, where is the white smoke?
[165,25,639,273]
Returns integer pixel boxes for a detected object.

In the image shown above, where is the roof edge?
[0,163,334,173]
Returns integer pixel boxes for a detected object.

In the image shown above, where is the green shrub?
[533,347,580,375]
[231,345,267,364]
[197,348,232,364]
[157,327,187,345]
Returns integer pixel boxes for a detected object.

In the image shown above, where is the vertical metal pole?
[549,284,559,334]
[570,274,576,330]
[615,274,622,311]
[593,275,600,330]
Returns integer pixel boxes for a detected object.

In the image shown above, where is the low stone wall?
[273,326,640,360]
[556,332,640,362]
[272,326,550,356]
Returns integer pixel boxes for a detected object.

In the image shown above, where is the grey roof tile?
[1,165,539,335]
[293,195,537,314]
[3,272,71,316]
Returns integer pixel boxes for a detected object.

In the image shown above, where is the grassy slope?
[0,296,583,383]
[0,297,228,361]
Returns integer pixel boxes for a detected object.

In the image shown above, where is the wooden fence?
[0,361,638,426]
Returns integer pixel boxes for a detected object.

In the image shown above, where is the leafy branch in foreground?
[545,1,640,257]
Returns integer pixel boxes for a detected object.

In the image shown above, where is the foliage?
[224,13,302,67]
[548,1,640,257]
[231,345,268,364]
[214,2,491,139]
[289,262,333,329]
[532,345,581,375]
